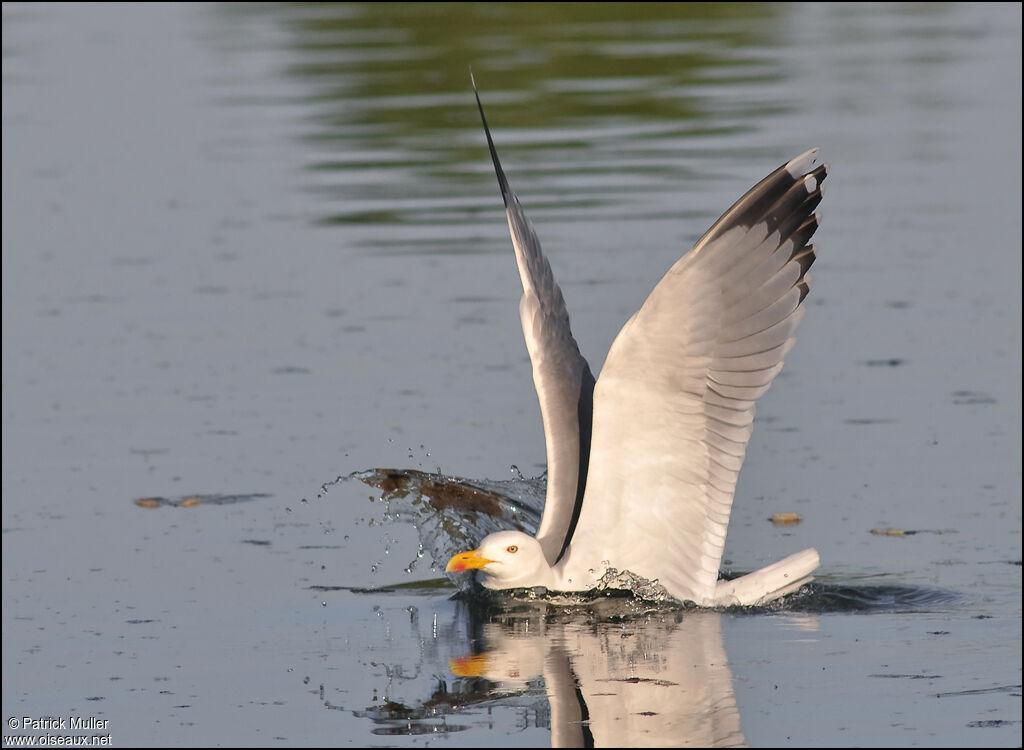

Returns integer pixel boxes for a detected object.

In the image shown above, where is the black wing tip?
[696,148,827,250]
[793,244,816,278]
[796,278,812,305]
[470,70,512,208]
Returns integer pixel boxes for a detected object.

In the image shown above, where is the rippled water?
[3,3,1020,747]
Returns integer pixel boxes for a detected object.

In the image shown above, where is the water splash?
[329,468,546,581]
[595,567,677,603]
[322,469,959,616]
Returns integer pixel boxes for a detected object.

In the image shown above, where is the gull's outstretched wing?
[562,150,827,605]
[473,80,596,567]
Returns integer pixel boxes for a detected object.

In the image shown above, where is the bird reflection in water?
[333,585,796,747]
[449,603,749,747]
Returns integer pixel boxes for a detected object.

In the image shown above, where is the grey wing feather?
[473,81,595,566]
[564,149,827,605]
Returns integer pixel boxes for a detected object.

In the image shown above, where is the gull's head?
[445,530,551,590]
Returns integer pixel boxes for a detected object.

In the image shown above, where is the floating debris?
[870,527,957,537]
[769,512,802,526]
[133,493,272,509]
[871,527,915,536]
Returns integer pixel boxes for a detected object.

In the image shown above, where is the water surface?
[3,3,1020,747]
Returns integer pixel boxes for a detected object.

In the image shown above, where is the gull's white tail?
[711,548,820,607]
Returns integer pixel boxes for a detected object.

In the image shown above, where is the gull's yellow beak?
[449,654,489,677]
[445,549,493,573]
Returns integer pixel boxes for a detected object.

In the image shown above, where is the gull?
[447,81,826,607]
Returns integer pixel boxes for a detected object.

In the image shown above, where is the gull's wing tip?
[470,70,512,207]
[785,147,823,177]
[467,71,595,566]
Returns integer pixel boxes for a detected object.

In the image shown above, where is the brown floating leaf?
[769,512,802,526]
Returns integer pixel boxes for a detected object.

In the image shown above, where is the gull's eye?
[506,545,518,554]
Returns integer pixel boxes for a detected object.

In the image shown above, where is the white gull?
[447,81,826,607]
